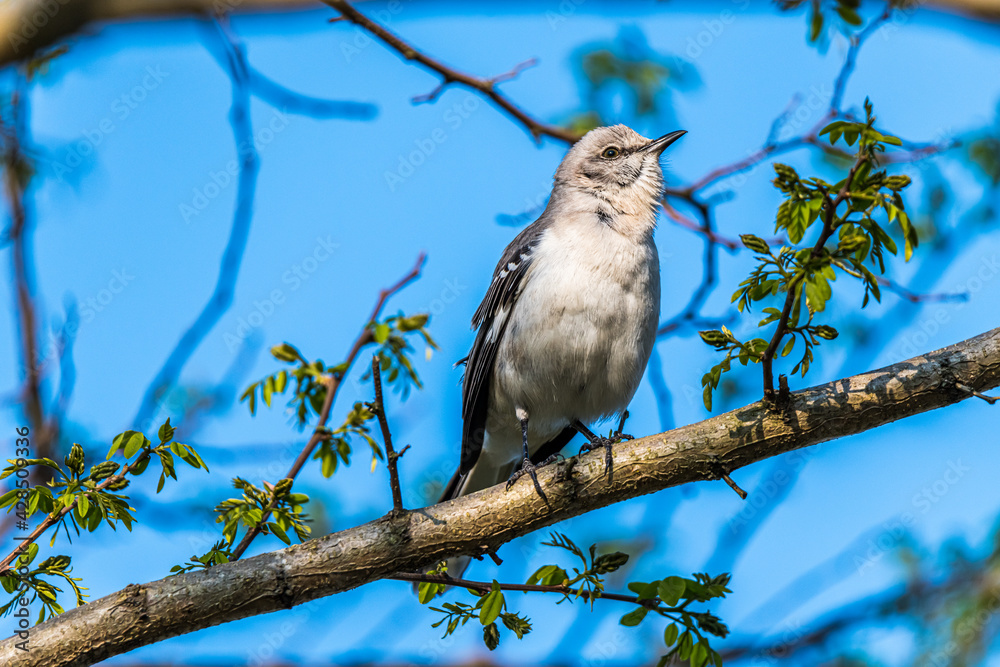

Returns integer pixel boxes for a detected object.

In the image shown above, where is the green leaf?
[157,418,175,444]
[373,323,391,344]
[121,431,148,459]
[479,582,504,625]
[678,631,693,660]
[527,564,568,586]
[836,5,862,25]
[483,622,500,650]
[418,580,445,604]
[808,7,823,42]
[658,576,686,606]
[267,522,290,545]
[664,623,679,646]
[271,342,303,363]
[620,607,648,627]
[781,336,796,357]
[76,493,90,519]
[691,641,709,667]
[262,375,274,408]
[739,234,770,254]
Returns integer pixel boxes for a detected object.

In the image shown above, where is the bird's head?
[554,124,685,232]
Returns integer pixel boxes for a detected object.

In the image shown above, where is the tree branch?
[391,572,655,607]
[371,354,407,513]
[3,325,998,667]
[323,0,580,144]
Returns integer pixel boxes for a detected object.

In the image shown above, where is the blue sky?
[2,1,1000,664]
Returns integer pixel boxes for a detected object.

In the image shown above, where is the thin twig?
[324,0,580,144]
[720,473,748,500]
[371,355,406,513]
[229,253,426,560]
[390,572,660,608]
[956,383,999,405]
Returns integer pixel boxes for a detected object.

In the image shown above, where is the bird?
[438,124,685,574]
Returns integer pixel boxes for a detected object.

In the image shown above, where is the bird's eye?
[601,147,621,159]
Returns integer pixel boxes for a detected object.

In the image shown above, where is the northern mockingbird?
[441,124,685,528]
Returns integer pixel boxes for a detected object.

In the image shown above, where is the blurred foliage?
[775,0,863,44]
[567,26,699,136]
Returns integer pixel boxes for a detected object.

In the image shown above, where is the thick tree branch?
[3,326,998,667]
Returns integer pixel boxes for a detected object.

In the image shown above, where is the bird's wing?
[459,217,551,475]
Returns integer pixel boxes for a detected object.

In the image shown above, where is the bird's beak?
[643,129,687,155]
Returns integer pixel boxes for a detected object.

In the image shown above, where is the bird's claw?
[578,437,617,483]
[505,455,557,504]
[587,411,633,483]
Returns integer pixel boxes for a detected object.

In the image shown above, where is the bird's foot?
[579,421,632,484]
[612,410,634,444]
[578,437,617,483]
[505,454,558,504]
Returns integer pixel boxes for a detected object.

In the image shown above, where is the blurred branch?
[656,202,732,338]
[200,44,378,120]
[0,0,316,66]
[3,74,62,478]
[324,0,581,144]
[3,80,44,441]
[131,17,260,430]
[873,274,967,303]
[245,67,376,119]
[52,299,79,422]
[5,325,1000,666]
[931,0,1000,19]
[228,252,426,560]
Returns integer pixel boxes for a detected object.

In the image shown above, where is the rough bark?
[0,327,998,666]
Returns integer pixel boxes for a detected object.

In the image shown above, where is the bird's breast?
[491,221,661,433]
